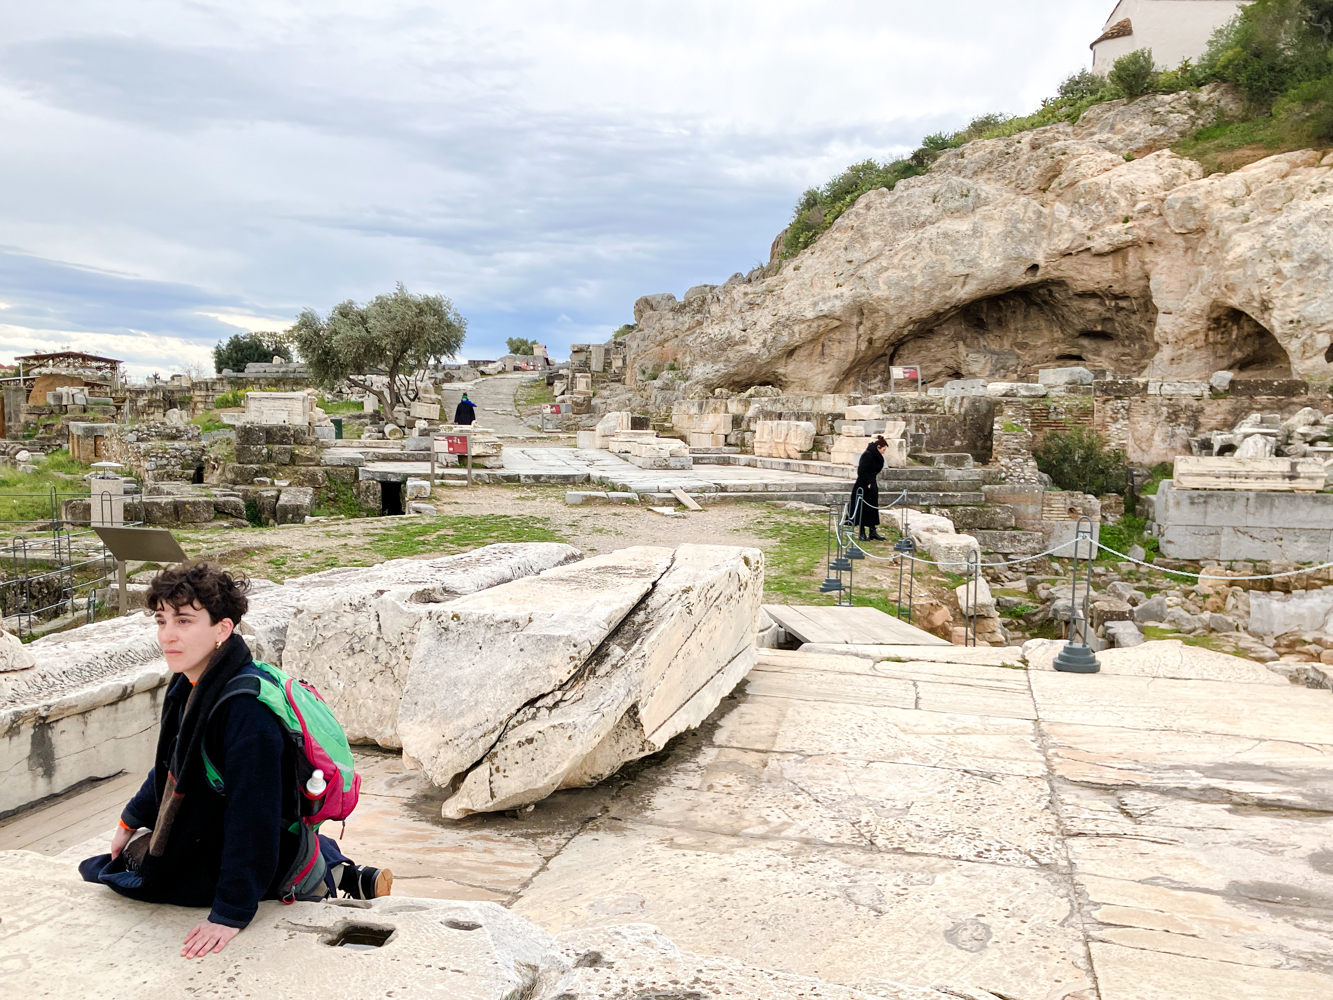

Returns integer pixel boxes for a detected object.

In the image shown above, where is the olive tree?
[288,283,466,413]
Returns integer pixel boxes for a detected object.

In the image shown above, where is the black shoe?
[338,864,393,899]
[858,529,867,541]
[869,532,886,541]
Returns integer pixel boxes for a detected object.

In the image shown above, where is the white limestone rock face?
[398,546,676,788]
[279,543,583,747]
[630,86,1333,390]
[441,544,764,817]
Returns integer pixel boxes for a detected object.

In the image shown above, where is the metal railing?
[824,487,911,608]
[0,486,142,639]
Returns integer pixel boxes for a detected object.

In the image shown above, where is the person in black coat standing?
[453,392,477,425]
[853,436,889,541]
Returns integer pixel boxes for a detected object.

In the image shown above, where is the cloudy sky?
[0,1,1113,377]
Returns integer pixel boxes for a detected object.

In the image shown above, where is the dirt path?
[437,372,553,439]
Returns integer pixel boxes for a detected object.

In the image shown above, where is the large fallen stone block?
[399,546,676,787]
[440,543,764,817]
[278,543,583,746]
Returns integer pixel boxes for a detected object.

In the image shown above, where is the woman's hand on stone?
[109,824,133,860]
[182,919,241,958]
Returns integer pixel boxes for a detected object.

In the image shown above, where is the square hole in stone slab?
[322,922,396,951]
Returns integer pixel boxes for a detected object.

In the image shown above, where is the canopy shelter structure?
[12,351,123,385]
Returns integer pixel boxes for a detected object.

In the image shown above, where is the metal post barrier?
[820,501,848,600]
[1054,516,1101,673]
[964,548,980,647]
[894,536,916,622]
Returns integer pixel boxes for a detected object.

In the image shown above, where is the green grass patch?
[367,514,566,559]
[753,512,904,613]
[317,397,364,415]
[0,449,94,523]
[190,409,230,434]
[513,378,555,412]
[312,479,366,519]
[1141,625,1235,653]
[1096,514,1160,564]
[1139,463,1174,496]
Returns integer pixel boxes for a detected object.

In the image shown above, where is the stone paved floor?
[8,641,1331,999]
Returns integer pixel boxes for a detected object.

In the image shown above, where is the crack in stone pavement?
[1025,667,1104,1000]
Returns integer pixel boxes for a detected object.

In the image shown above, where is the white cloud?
[0,1,1114,363]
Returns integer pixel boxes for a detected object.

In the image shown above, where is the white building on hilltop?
[1091,0,1250,75]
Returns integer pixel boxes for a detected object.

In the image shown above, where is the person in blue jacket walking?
[453,392,477,425]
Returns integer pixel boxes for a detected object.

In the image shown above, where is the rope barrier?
[837,492,1333,581]
[838,522,1333,580]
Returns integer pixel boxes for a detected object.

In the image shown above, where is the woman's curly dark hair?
[146,560,250,625]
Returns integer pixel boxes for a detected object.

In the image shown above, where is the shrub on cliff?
[1108,49,1160,98]
[1034,428,1128,497]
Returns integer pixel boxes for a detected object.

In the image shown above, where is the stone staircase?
[875,464,993,508]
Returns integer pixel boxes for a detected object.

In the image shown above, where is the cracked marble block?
[397,544,764,817]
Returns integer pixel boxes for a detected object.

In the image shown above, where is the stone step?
[910,452,975,469]
[685,491,847,505]
[878,479,985,494]
[685,490,988,507]
[877,467,985,483]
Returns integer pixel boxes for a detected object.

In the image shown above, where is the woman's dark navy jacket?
[80,665,299,928]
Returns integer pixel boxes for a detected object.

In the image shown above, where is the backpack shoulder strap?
[200,674,264,794]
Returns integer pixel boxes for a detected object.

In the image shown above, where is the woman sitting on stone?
[79,561,391,959]
[852,435,889,542]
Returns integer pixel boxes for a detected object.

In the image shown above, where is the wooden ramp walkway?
[762,604,952,647]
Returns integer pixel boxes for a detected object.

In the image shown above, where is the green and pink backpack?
[204,661,362,901]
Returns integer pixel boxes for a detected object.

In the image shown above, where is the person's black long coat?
[453,399,476,425]
[852,444,884,528]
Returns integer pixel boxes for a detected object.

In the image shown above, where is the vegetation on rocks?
[783,0,1333,257]
[1033,427,1128,497]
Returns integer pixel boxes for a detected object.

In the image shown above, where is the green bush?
[1033,428,1128,496]
[506,337,535,355]
[1059,69,1110,101]
[1109,48,1160,98]
[214,389,246,408]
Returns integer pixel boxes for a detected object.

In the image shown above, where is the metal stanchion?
[1054,516,1101,673]
[964,548,980,647]
[894,536,915,622]
[821,502,846,598]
